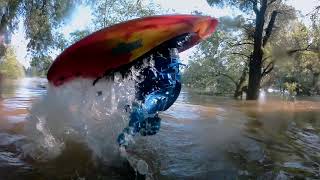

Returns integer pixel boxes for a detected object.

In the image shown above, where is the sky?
[11,0,318,67]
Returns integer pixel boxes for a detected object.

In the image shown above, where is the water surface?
[0,78,319,179]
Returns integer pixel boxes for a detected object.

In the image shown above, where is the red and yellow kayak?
[47,15,218,86]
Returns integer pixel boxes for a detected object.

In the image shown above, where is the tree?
[0,47,24,79]
[54,29,91,51]
[207,0,295,100]
[91,0,162,29]
[23,0,79,57]
[183,16,250,97]
[0,0,78,58]
[69,30,91,44]
[0,0,20,59]
[272,20,320,95]
[29,55,53,77]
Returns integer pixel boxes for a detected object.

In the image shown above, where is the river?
[0,77,319,179]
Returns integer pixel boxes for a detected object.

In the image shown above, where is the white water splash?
[20,57,160,179]
[24,57,165,162]
[22,75,136,162]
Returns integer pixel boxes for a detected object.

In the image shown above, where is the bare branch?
[263,11,278,47]
[306,5,320,16]
[226,40,254,47]
[287,44,312,55]
[262,61,274,77]
[231,52,251,59]
[242,25,255,39]
[215,73,237,85]
[262,56,271,63]
[230,42,254,47]
[268,0,277,6]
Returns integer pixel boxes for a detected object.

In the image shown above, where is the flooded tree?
[271,19,320,95]
[183,15,250,97]
[207,0,295,100]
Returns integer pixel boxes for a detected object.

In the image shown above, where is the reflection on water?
[0,78,46,132]
[0,78,319,179]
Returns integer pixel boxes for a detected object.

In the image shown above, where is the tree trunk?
[234,66,248,99]
[246,0,268,100]
[247,59,262,100]
[312,72,320,94]
[234,84,242,99]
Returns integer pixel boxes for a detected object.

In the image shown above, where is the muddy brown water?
[0,77,319,179]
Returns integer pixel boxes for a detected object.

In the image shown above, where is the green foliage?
[184,2,318,98]
[54,29,91,51]
[54,32,69,51]
[206,0,297,100]
[183,16,249,96]
[0,0,79,58]
[91,0,162,29]
[284,82,297,96]
[207,0,254,13]
[0,0,20,34]
[269,21,320,95]
[0,47,24,79]
[23,0,78,56]
[29,55,53,77]
[69,30,91,44]
[0,0,20,58]
[1,0,166,77]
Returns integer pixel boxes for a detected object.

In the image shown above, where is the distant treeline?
[0,47,24,79]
